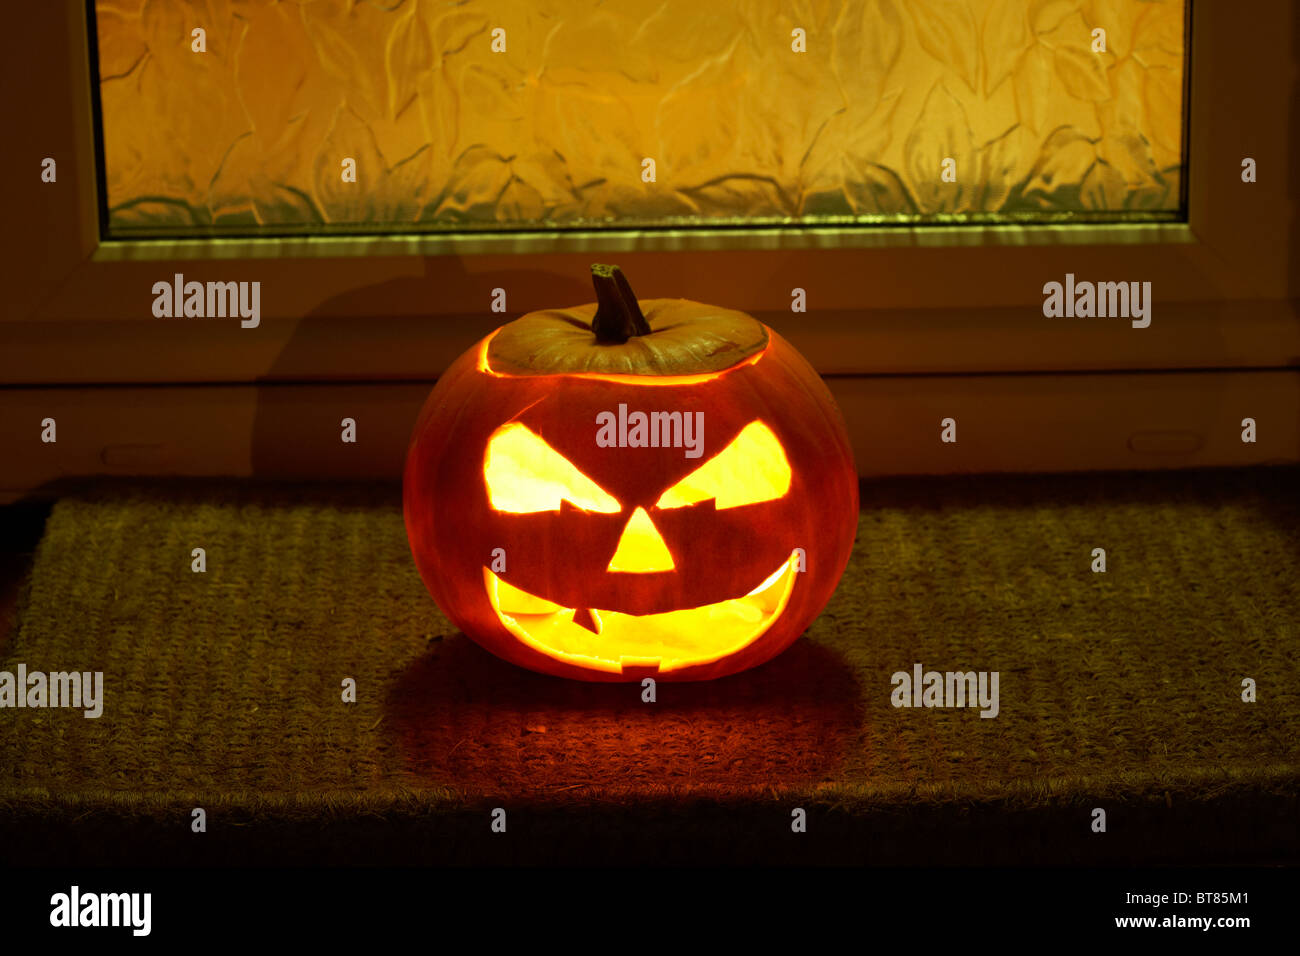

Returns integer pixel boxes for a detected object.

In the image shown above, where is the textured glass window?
[92,0,1187,237]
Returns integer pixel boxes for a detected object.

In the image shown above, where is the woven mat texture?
[2,470,1297,864]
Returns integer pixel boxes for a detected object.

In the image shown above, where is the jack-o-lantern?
[403,265,858,682]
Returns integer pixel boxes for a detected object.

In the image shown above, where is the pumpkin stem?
[590,264,651,344]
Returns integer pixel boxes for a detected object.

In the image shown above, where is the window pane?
[92,0,1187,237]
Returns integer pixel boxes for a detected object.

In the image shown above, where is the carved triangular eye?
[485,422,621,513]
[655,421,791,510]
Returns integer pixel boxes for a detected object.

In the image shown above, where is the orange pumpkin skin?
[403,278,858,682]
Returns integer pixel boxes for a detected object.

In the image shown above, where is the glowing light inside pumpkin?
[485,422,621,513]
[606,506,675,573]
[478,407,800,672]
[655,421,791,509]
[485,551,800,674]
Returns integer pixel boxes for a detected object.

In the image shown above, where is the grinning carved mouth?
[483,551,800,675]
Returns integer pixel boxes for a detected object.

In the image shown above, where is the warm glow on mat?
[485,551,800,673]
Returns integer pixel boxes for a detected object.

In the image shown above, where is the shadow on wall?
[248,258,592,480]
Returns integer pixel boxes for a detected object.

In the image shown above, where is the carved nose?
[606,506,675,573]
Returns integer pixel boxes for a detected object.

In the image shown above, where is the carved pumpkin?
[403,265,858,682]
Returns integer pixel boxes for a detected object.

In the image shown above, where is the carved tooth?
[572,607,600,633]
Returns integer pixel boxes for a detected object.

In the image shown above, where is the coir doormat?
[1,470,1297,865]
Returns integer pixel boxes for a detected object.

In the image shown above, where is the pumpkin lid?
[484,265,768,378]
